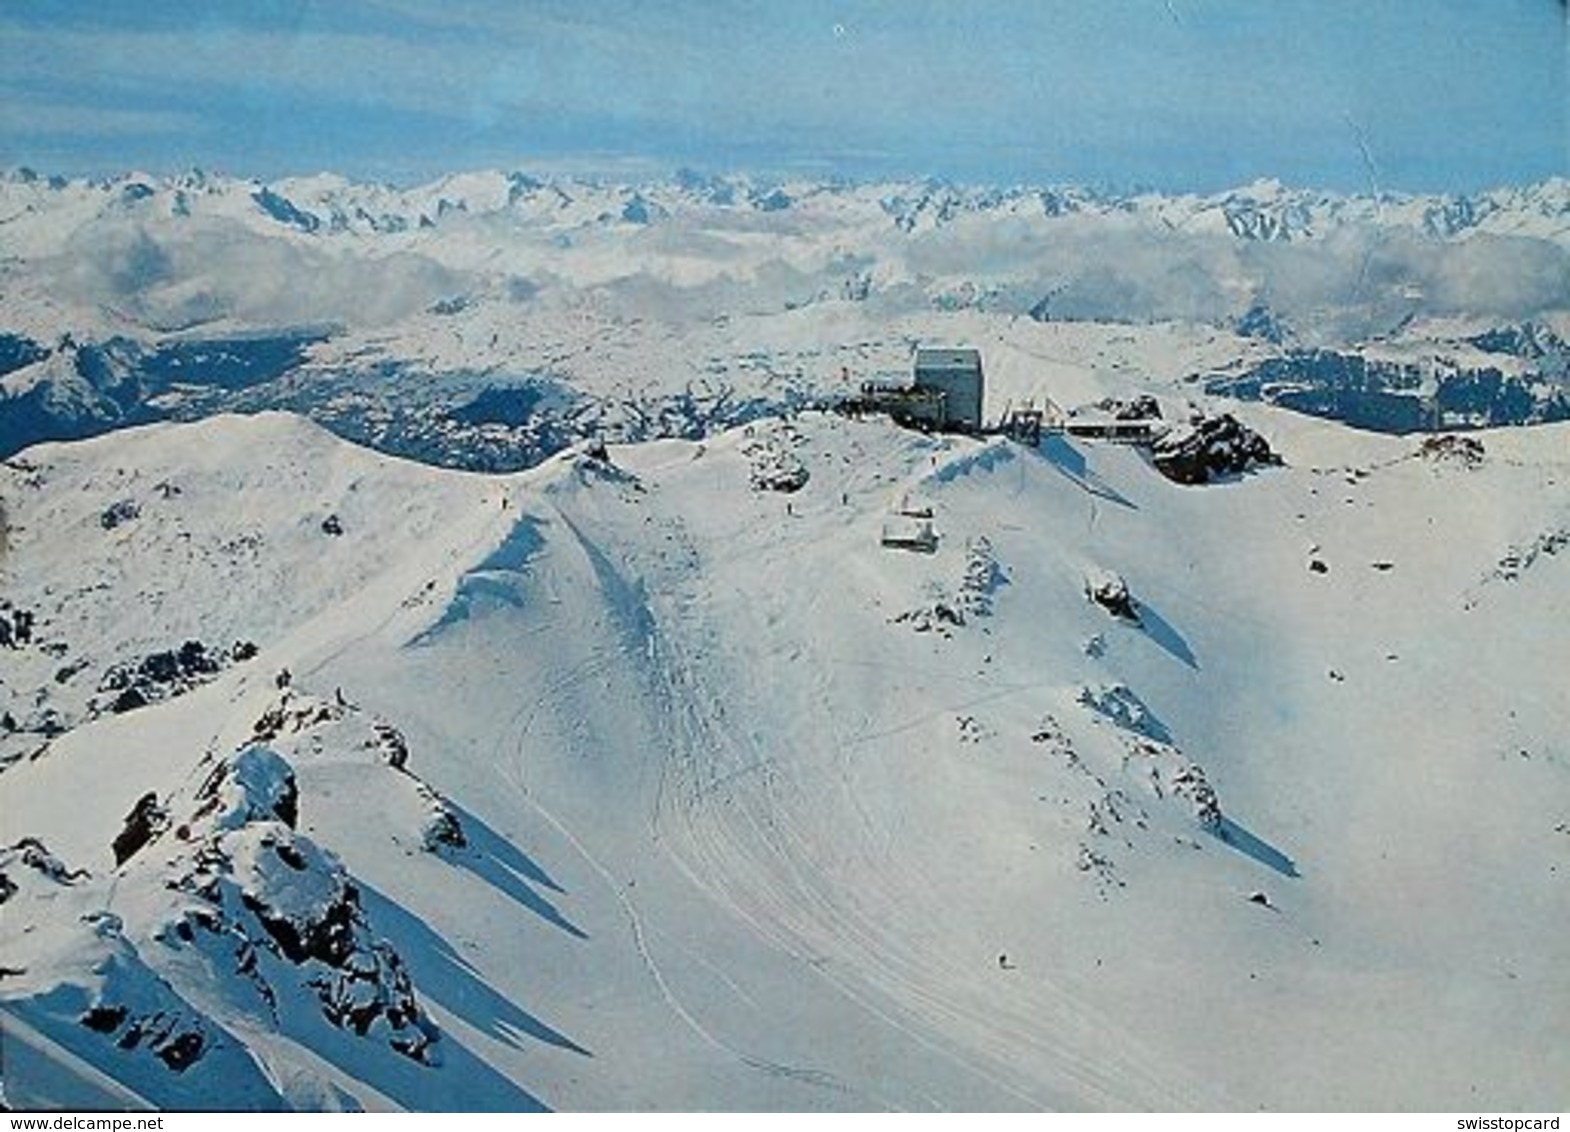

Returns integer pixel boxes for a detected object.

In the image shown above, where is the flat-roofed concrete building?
[913,347,984,431]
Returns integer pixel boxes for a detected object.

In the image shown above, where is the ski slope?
[2,404,1566,1110]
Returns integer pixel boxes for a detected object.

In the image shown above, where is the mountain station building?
[911,347,985,432]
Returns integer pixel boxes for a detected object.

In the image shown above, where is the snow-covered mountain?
[2,167,1567,466]
[3,167,1566,341]
[2,401,1567,1110]
[6,167,1565,251]
[2,165,1567,1111]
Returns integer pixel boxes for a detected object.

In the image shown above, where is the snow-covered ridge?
[2,406,1566,1110]
[5,166,1566,243]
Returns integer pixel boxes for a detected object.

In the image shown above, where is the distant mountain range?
[8,166,1566,242]
[2,167,1566,464]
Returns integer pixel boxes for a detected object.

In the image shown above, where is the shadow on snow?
[1136,600,1199,669]
[1034,434,1138,509]
[448,802,588,940]
[1211,816,1300,878]
[358,881,593,1062]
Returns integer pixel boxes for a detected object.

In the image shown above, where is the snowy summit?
[0,157,1566,1113]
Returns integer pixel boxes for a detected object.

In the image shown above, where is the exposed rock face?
[99,639,258,716]
[1151,412,1281,484]
[0,602,36,649]
[1077,683,1171,744]
[168,744,439,1063]
[892,538,1007,637]
[1171,763,1223,828]
[418,785,467,853]
[249,689,351,745]
[744,422,810,493]
[2,836,90,899]
[1095,395,1163,421]
[112,791,170,866]
[79,995,209,1073]
[1085,568,1138,622]
[891,600,966,635]
[1073,684,1223,831]
[99,499,140,530]
[957,537,1006,619]
[1418,434,1485,468]
[1,842,223,1080]
[2,679,477,1106]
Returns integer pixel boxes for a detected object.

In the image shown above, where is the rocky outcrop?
[1,836,90,900]
[1094,395,1163,422]
[167,744,439,1063]
[1076,683,1171,745]
[1,685,478,1107]
[1418,434,1485,468]
[744,421,810,493]
[957,537,1006,619]
[892,537,1007,636]
[1170,763,1223,828]
[79,989,210,1073]
[99,499,141,530]
[99,639,258,716]
[0,601,37,649]
[112,792,170,866]
[1084,568,1139,622]
[1151,412,1281,485]
[417,785,467,853]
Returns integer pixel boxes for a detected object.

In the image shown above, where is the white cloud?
[48,215,464,329]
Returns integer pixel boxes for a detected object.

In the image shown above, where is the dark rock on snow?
[1152,412,1280,484]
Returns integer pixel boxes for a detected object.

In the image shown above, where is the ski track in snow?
[418,497,849,1101]
[483,582,877,1104]
[608,497,1216,1110]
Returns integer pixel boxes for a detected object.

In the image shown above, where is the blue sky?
[0,1,1563,191]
